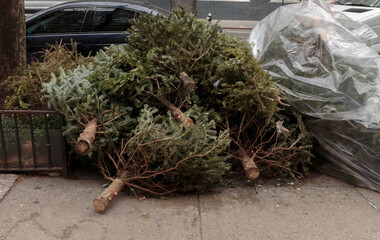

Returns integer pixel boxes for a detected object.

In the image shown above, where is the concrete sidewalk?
[0,172,379,240]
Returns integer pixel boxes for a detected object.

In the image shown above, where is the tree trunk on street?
[0,0,26,108]
[93,170,129,212]
[241,150,260,180]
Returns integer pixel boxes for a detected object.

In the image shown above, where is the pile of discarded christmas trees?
[5,9,313,212]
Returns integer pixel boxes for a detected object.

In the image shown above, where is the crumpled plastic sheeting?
[307,119,380,190]
[249,0,380,191]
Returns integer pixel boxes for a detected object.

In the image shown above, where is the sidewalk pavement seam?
[197,194,204,240]
[0,175,22,204]
[355,187,380,213]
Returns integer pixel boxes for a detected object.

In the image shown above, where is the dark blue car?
[26,0,169,62]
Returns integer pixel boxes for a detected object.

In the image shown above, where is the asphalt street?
[134,0,300,40]
[25,0,301,40]
[137,0,285,20]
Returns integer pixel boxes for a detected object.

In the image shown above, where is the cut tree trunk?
[315,32,333,70]
[165,102,193,127]
[241,150,260,180]
[180,72,196,94]
[75,118,97,155]
[93,170,128,212]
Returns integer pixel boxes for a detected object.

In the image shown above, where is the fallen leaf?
[140,213,150,219]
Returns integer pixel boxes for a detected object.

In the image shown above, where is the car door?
[80,6,137,54]
[26,6,90,62]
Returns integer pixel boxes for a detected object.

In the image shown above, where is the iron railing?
[0,110,68,177]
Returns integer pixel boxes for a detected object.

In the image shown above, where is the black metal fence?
[0,110,68,177]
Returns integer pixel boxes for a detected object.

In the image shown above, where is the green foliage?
[88,9,230,112]
[42,65,136,156]
[88,45,156,106]
[260,110,314,178]
[89,9,280,120]
[110,106,231,192]
[0,114,59,130]
[38,8,314,193]
[2,43,92,109]
[199,35,280,118]
[127,9,220,76]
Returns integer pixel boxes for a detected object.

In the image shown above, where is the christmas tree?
[39,9,312,212]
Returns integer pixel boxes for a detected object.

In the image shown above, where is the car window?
[26,7,88,34]
[92,7,136,32]
[337,0,380,7]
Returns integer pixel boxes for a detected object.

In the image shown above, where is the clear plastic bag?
[249,0,380,191]
[307,119,380,190]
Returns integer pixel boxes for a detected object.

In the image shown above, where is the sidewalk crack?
[0,175,23,204]
[197,193,204,240]
[355,187,379,213]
